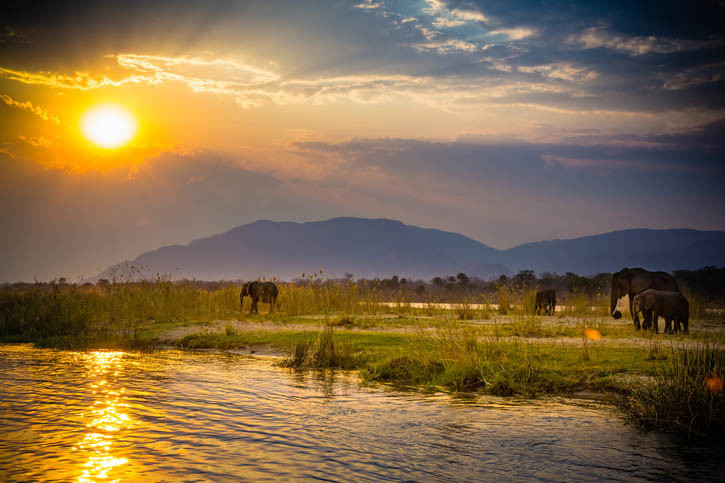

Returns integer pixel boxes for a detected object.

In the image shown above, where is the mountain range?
[94,217,725,281]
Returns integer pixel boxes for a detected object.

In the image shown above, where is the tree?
[512,270,535,288]
[456,272,470,286]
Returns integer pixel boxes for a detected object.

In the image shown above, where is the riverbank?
[5,312,724,396]
[2,290,723,439]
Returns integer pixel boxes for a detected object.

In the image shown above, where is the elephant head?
[240,282,251,307]
[610,269,632,319]
[631,290,656,315]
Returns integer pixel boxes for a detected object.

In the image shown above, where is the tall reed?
[618,344,724,439]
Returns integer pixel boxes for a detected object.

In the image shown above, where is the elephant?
[534,289,556,315]
[240,281,279,314]
[610,268,679,330]
[632,289,689,334]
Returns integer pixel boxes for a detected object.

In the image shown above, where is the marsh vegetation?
[1,266,724,438]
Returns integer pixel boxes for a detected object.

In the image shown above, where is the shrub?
[618,344,725,439]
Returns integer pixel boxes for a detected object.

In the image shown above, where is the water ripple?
[1,344,723,482]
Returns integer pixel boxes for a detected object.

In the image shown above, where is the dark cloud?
[441,0,725,38]
[2,1,724,113]
[292,128,725,236]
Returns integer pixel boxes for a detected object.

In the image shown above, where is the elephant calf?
[534,290,556,316]
[632,289,689,334]
[240,281,279,314]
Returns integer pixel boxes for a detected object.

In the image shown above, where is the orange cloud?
[0,93,60,124]
[18,135,55,148]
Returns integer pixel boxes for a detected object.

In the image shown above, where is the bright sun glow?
[81,105,137,149]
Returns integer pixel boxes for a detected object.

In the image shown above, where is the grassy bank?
[275,325,724,438]
[617,344,724,439]
[1,281,723,438]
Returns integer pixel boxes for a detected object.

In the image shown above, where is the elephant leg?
[630,296,640,329]
[652,312,659,334]
[640,310,648,330]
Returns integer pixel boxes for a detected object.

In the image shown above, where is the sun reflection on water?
[74,351,132,483]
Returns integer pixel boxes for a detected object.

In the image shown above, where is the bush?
[280,325,361,370]
[618,344,725,439]
[497,286,510,315]
[0,285,99,344]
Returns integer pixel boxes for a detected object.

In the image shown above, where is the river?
[0,344,722,482]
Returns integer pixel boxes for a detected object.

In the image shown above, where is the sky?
[1,0,724,282]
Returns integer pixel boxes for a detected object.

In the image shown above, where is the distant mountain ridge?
[93,218,725,281]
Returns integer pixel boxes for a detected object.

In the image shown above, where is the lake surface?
[0,344,722,482]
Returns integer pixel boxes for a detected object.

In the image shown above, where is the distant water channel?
[1,344,722,482]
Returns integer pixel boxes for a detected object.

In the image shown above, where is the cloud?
[423,1,489,24]
[518,63,598,82]
[0,93,60,123]
[540,154,668,172]
[18,135,55,148]
[115,54,280,85]
[450,7,489,24]
[567,26,711,56]
[660,62,725,90]
[414,38,479,54]
[489,28,535,40]
[0,54,596,114]
[1,26,31,44]
[354,0,383,10]
[0,146,15,159]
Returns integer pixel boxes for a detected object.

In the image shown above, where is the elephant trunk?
[610,287,622,319]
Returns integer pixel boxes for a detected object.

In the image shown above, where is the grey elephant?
[632,289,689,334]
[610,268,679,330]
[240,281,279,314]
[534,289,556,315]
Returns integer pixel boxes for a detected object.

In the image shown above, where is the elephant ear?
[640,291,656,310]
[629,272,653,295]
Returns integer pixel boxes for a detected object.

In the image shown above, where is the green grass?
[267,325,668,396]
[2,279,724,438]
[617,344,724,439]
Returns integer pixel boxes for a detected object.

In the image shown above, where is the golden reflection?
[75,351,133,483]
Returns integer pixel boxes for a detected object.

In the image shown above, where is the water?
[0,345,722,482]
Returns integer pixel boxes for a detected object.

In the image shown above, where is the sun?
[81,104,137,149]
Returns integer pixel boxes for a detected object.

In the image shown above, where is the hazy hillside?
[95,218,504,281]
[94,218,725,281]
[501,229,725,274]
